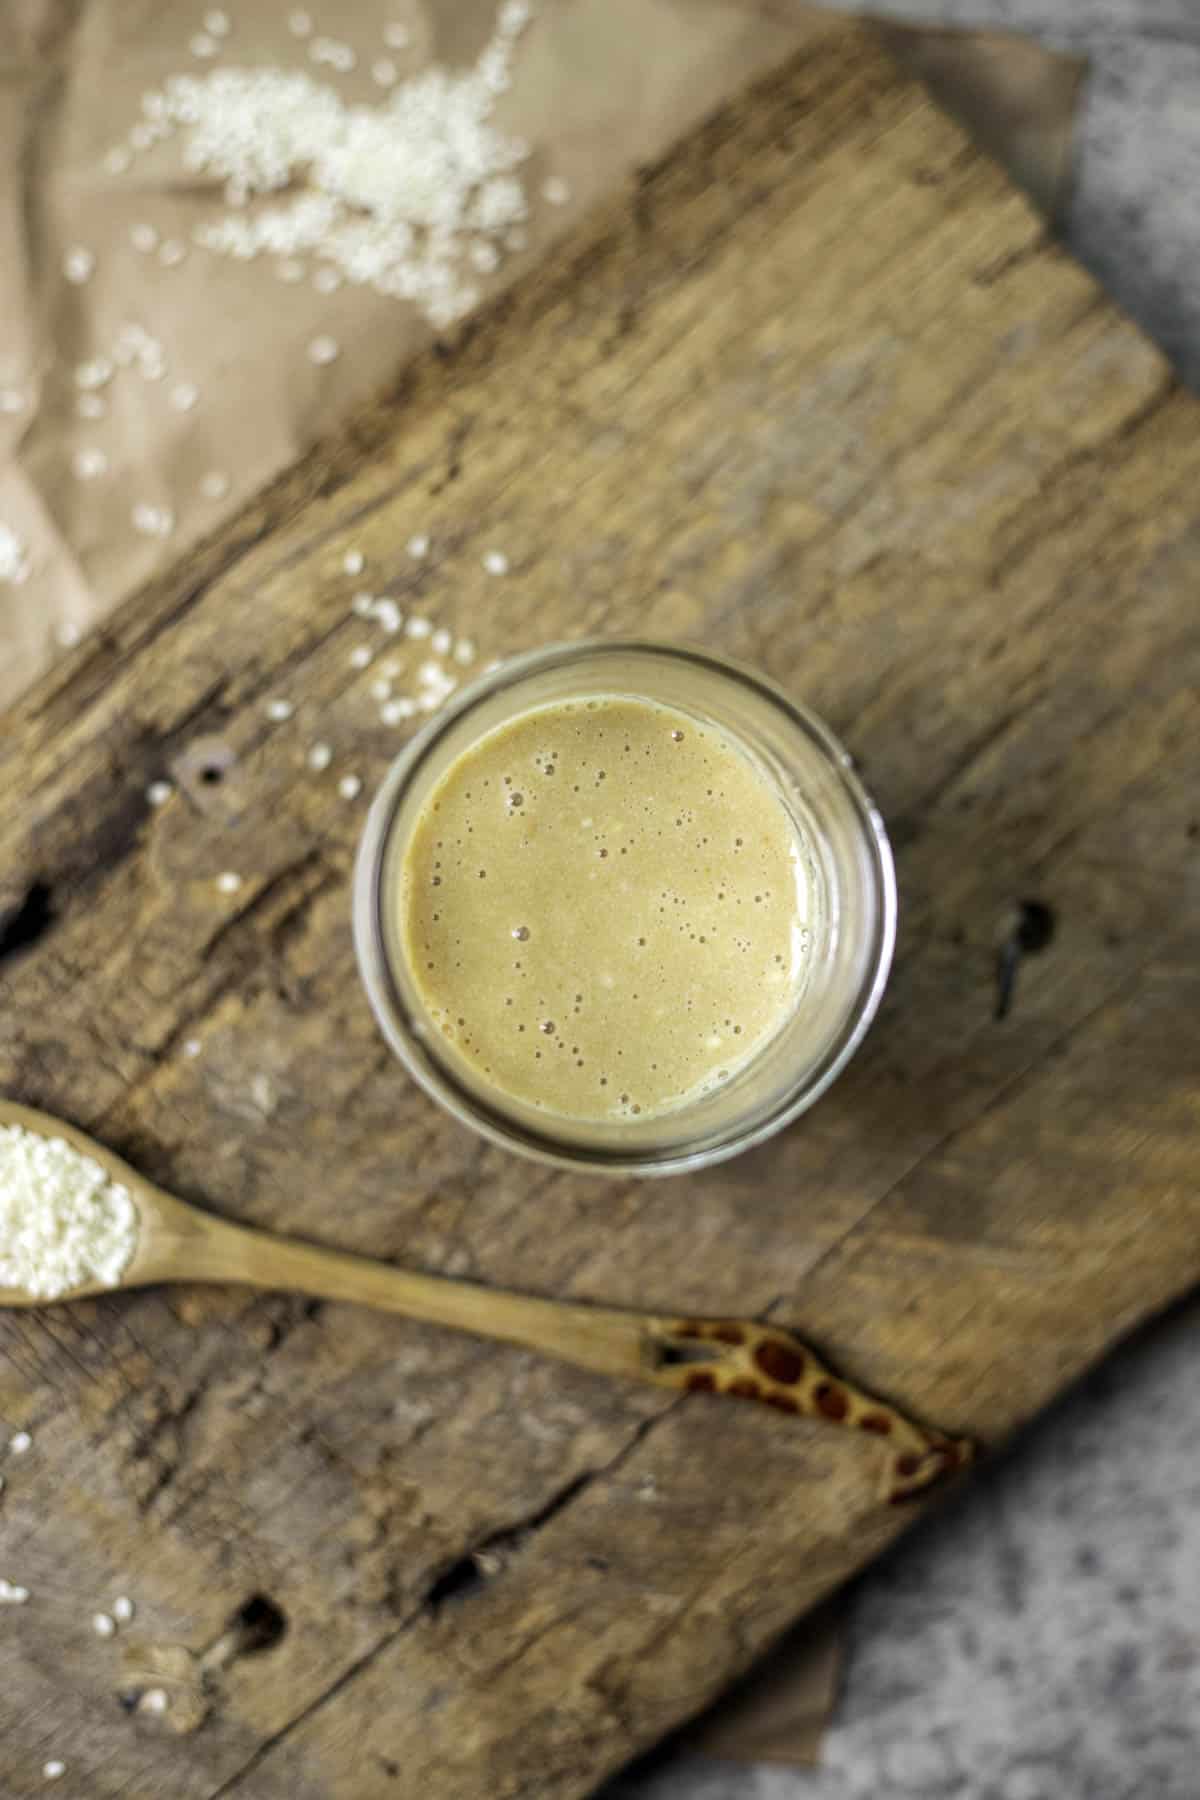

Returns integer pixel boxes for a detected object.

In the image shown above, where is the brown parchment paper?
[0,0,840,708]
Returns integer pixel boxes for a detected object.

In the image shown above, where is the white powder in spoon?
[0,1125,138,1299]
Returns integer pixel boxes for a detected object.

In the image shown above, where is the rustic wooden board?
[1,28,1198,1800]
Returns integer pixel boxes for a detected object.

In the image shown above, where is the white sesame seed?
[277,259,305,283]
[405,616,431,639]
[375,599,402,633]
[369,677,392,702]
[9,1432,32,1455]
[159,239,187,267]
[104,146,132,175]
[481,550,509,576]
[73,447,108,480]
[216,871,242,894]
[93,1612,116,1638]
[141,1688,169,1715]
[0,388,25,414]
[308,334,340,366]
[265,697,294,721]
[380,697,416,724]
[42,1760,66,1781]
[146,780,172,807]
[56,621,82,648]
[417,691,441,712]
[372,57,398,86]
[169,382,199,412]
[342,549,365,576]
[338,774,362,801]
[383,21,411,48]
[406,534,429,559]
[0,1580,30,1604]
[183,1038,202,1058]
[204,9,231,34]
[200,470,230,500]
[190,32,218,56]
[132,503,174,538]
[469,241,500,274]
[542,176,571,206]
[349,645,373,669]
[288,9,312,35]
[453,638,476,665]
[113,1595,135,1623]
[76,394,105,420]
[307,742,333,772]
[130,222,159,253]
[75,357,113,390]
[351,592,375,616]
[64,246,95,285]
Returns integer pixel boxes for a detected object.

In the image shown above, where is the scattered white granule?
[375,599,402,633]
[63,246,95,284]
[541,175,570,206]
[307,741,333,771]
[430,627,452,654]
[453,637,476,665]
[313,265,341,293]
[381,696,416,724]
[342,548,365,575]
[200,469,230,500]
[93,1612,116,1638]
[406,533,429,558]
[141,1688,169,1715]
[469,240,499,274]
[265,697,294,721]
[56,622,82,648]
[73,448,108,480]
[43,1761,66,1781]
[0,1579,30,1603]
[0,1125,138,1300]
[205,10,231,34]
[136,2,533,330]
[8,1432,32,1455]
[113,1594,135,1623]
[349,645,373,669]
[76,395,105,420]
[75,357,113,390]
[215,871,242,894]
[338,774,362,800]
[158,239,187,267]
[370,676,392,701]
[146,780,173,807]
[132,503,174,538]
[0,388,25,413]
[130,222,159,253]
[481,549,508,575]
[352,592,375,616]
[383,22,411,49]
[0,524,30,586]
[190,32,218,57]
[308,335,339,366]
[405,615,431,639]
[169,382,199,412]
[183,1038,202,1058]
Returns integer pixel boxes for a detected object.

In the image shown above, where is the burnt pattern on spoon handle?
[645,1315,973,1504]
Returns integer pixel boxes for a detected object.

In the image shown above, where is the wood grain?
[1,28,1197,1800]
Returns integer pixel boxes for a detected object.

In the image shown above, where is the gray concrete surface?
[609,1296,1200,1800]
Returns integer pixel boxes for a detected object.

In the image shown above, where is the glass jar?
[353,641,896,1175]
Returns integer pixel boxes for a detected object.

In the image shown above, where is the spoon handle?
[185,1217,971,1504]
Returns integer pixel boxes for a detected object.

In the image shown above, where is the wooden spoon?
[0,1100,970,1503]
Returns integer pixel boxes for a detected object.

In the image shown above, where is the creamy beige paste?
[400,697,809,1122]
